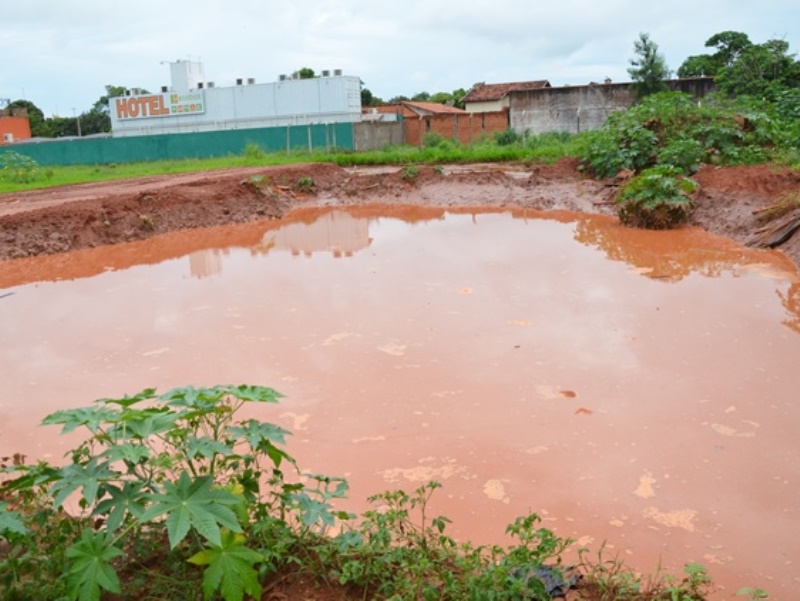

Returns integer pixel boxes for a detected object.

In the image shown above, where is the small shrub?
[494,128,524,146]
[616,165,697,229]
[243,142,267,160]
[402,164,420,181]
[296,176,315,192]
[0,151,42,183]
[657,137,703,173]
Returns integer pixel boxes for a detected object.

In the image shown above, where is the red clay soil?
[1,159,799,268]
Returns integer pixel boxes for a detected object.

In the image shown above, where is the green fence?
[8,122,355,166]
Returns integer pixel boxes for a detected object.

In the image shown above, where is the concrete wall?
[353,121,404,151]
[510,78,715,135]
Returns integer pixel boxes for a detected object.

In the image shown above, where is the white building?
[109,60,363,138]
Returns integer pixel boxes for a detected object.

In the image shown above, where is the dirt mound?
[1,161,799,267]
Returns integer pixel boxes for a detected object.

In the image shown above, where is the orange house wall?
[0,116,32,144]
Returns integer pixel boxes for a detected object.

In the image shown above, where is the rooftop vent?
[279,74,287,81]
[321,70,330,77]
[161,85,169,93]
[198,82,204,89]
[207,81,215,88]
[247,77,255,85]
[333,69,342,76]
[236,78,243,86]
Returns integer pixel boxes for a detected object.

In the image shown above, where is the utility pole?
[72,108,82,137]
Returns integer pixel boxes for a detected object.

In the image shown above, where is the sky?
[2,0,798,118]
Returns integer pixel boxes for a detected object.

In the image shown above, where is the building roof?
[400,101,467,116]
[462,80,551,103]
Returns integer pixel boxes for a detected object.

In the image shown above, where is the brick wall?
[403,110,510,146]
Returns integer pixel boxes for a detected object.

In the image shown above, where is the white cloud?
[1,0,797,116]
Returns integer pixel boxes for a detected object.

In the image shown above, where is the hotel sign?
[114,91,205,120]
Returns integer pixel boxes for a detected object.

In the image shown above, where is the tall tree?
[628,33,671,97]
[716,38,800,99]
[678,31,752,78]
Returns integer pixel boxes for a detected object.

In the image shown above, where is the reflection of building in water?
[189,249,224,278]
[256,210,371,257]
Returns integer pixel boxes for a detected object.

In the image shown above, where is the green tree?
[296,67,316,79]
[360,87,384,107]
[628,33,671,97]
[8,99,51,137]
[677,54,720,78]
[716,39,800,99]
[678,31,753,78]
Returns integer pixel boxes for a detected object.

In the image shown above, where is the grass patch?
[0,133,584,195]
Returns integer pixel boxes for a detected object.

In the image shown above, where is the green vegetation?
[1,385,738,600]
[0,132,583,195]
[616,165,697,229]
[628,33,672,97]
[0,150,51,184]
[576,89,798,228]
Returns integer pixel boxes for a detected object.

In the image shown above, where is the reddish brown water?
[2,207,799,598]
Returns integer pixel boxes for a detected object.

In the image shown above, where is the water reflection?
[1,207,799,599]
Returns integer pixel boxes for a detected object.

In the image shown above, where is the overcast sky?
[2,1,798,117]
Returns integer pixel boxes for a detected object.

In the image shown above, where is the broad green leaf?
[228,420,291,449]
[186,435,236,461]
[2,461,61,492]
[291,492,336,528]
[42,405,120,434]
[109,408,179,440]
[0,501,27,536]
[99,441,151,465]
[97,387,157,408]
[188,530,263,601]
[223,384,284,404]
[160,386,227,410]
[140,471,241,548]
[51,458,117,508]
[94,481,147,532]
[65,529,124,601]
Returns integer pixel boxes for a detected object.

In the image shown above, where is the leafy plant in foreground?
[616,165,698,229]
[0,385,347,601]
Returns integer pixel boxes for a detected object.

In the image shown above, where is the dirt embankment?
[1,160,799,267]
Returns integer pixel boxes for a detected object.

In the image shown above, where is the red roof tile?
[401,101,467,115]
[462,80,551,103]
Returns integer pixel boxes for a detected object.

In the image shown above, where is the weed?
[433,165,444,175]
[402,164,420,181]
[243,143,267,161]
[494,128,524,146]
[738,586,770,599]
[296,176,315,192]
[138,214,155,231]
[0,151,42,184]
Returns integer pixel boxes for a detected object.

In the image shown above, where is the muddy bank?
[1,160,799,266]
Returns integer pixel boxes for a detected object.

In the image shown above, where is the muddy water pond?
[1,206,799,598]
